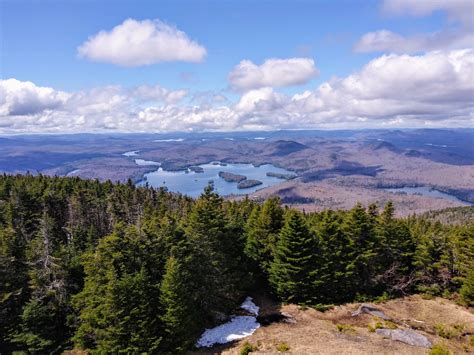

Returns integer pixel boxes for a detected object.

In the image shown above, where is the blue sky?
[0,0,473,133]
[1,0,443,91]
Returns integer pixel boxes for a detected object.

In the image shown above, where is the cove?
[139,162,294,197]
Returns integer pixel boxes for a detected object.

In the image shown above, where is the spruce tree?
[375,202,415,295]
[313,211,352,303]
[182,184,244,322]
[244,197,283,274]
[269,210,317,304]
[73,224,164,352]
[160,255,199,353]
[460,262,474,307]
[0,226,29,353]
[342,203,378,297]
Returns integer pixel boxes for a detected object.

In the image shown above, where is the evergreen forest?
[0,174,472,353]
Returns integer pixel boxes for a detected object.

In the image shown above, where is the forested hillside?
[421,206,474,226]
[0,174,472,353]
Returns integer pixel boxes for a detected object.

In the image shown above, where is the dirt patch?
[189,295,474,354]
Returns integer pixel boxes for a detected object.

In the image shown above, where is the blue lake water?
[139,162,293,197]
[384,186,471,205]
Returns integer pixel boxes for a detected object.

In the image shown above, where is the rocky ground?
[191,295,474,354]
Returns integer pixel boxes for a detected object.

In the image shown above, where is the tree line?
[0,174,472,353]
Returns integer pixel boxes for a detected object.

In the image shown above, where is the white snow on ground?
[426,143,448,148]
[123,150,139,157]
[196,316,260,348]
[153,138,184,142]
[240,296,259,315]
[134,159,161,166]
[66,169,80,176]
[196,297,260,348]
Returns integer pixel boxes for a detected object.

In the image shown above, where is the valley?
[0,129,473,215]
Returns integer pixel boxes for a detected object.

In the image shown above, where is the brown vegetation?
[191,295,474,354]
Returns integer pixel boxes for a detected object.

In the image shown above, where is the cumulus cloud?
[0,79,69,116]
[228,58,318,91]
[78,18,206,66]
[133,84,188,104]
[355,0,473,53]
[235,87,287,112]
[1,50,473,133]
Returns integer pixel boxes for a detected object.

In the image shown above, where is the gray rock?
[281,312,297,324]
[211,311,229,322]
[257,312,295,325]
[352,304,391,320]
[376,328,432,348]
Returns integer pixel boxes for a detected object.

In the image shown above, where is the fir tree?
[182,184,244,322]
[0,174,472,353]
[244,197,283,274]
[460,262,474,307]
[342,203,378,297]
[269,210,317,303]
[160,255,199,353]
[376,202,415,295]
[73,224,164,352]
[313,211,353,303]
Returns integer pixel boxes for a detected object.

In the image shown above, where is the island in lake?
[266,172,297,180]
[218,171,263,189]
[218,171,246,183]
[189,166,204,173]
[238,179,263,189]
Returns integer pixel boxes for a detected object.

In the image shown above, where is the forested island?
[266,172,297,180]
[0,174,472,353]
[218,171,246,182]
[218,171,263,189]
[237,179,263,189]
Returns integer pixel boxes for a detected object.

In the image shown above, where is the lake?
[384,186,471,205]
[139,162,294,197]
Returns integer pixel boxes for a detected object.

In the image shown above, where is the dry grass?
[190,295,474,355]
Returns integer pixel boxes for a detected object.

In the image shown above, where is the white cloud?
[383,0,473,25]
[1,50,473,133]
[228,58,318,91]
[339,49,474,102]
[355,0,473,53]
[287,49,474,123]
[354,29,474,53]
[133,84,188,104]
[78,18,206,66]
[0,79,70,116]
[234,87,288,116]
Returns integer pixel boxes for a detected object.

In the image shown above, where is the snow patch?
[134,159,161,166]
[196,297,260,348]
[123,150,139,157]
[66,169,80,176]
[426,143,448,148]
[153,138,184,142]
[196,316,260,348]
[241,296,259,315]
